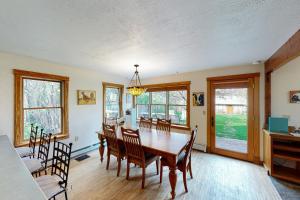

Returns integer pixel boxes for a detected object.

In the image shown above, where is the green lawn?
[216,114,248,141]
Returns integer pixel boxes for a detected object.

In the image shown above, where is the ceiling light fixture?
[127,64,147,96]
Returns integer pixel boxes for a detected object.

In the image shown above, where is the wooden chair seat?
[35,175,65,199]
[160,150,186,168]
[23,157,45,173]
[144,152,159,166]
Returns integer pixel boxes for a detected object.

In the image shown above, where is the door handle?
[211,116,214,127]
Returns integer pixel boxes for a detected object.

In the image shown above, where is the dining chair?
[121,127,159,189]
[23,129,52,177]
[156,118,171,132]
[16,124,38,158]
[160,126,198,193]
[139,117,153,130]
[35,137,72,200]
[103,123,126,177]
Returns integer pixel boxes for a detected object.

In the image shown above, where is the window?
[14,69,69,147]
[136,81,190,130]
[103,82,124,119]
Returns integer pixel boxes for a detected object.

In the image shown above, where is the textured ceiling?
[0,0,299,78]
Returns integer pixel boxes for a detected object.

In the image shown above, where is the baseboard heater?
[193,143,207,152]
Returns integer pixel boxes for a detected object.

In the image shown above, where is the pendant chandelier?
[127,64,147,96]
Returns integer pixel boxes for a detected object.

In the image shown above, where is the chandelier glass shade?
[127,64,146,96]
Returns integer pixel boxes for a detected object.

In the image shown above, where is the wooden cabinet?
[263,129,300,184]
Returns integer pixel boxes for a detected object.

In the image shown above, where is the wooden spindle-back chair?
[160,126,198,193]
[156,118,171,132]
[139,117,153,130]
[121,127,159,189]
[103,123,126,176]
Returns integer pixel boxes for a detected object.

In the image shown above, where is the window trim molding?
[102,82,124,120]
[14,69,69,147]
[137,81,191,130]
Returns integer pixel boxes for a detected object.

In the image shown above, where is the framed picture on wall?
[192,92,204,106]
[290,90,300,103]
[77,90,96,105]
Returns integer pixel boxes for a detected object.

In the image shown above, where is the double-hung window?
[103,82,124,119]
[14,70,69,147]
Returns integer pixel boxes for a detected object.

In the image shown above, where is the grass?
[216,114,248,141]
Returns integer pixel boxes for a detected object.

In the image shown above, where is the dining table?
[97,125,191,199]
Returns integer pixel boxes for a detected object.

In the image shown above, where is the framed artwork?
[77,90,96,105]
[290,90,300,103]
[192,92,204,106]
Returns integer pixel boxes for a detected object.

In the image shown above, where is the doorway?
[207,73,260,163]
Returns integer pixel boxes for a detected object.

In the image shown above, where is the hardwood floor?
[56,150,281,200]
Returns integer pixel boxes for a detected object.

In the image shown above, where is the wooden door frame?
[207,73,260,164]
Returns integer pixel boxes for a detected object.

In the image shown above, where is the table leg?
[168,156,177,199]
[99,134,105,163]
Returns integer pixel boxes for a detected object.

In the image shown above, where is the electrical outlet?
[75,136,79,142]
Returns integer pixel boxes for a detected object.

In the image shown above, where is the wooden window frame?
[102,82,124,120]
[136,81,191,131]
[14,69,69,147]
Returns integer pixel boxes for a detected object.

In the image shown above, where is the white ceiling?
[0,0,299,78]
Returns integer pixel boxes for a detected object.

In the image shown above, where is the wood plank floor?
[57,150,281,200]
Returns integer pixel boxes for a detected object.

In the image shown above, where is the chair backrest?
[37,130,52,168]
[29,124,39,156]
[121,127,145,164]
[156,118,171,132]
[183,126,198,165]
[51,137,73,188]
[103,123,119,153]
[139,117,152,130]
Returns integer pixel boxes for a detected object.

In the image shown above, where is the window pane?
[105,88,120,117]
[23,79,61,108]
[151,105,166,119]
[137,105,149,118]
[24,108,62,140]
[169,90,187,105]
[152,91,166,104]
[137,92,150,104]
[169,106,187,125]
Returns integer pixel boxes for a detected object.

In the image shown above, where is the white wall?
[0,52,127,151]
[271,56,300,128]
[142,65,265,158]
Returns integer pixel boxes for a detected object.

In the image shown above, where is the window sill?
[136,120,190,131]
[15,133,69,148]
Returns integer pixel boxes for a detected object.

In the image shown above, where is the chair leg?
[189,162,193,179]
[126,160,130,180]
[106,152,110,170]
[156,159,159,175]
[64,190,68,200]
[160,164,163,183]
[183,170,188,193]
[142,166,146,189]
[117,157,121,177]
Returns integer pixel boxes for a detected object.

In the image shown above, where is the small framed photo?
[290,90,300,103]
[77,90,96,105]
[192,92,204,106]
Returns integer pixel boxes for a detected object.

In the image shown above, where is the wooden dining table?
[97,126,191,199]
